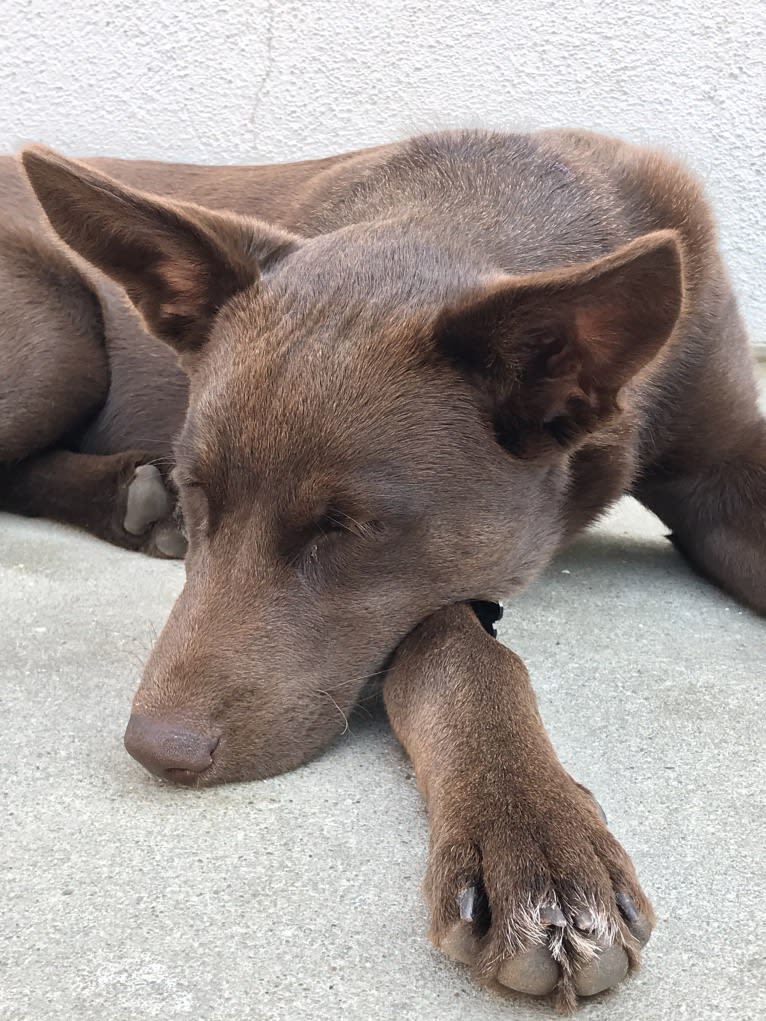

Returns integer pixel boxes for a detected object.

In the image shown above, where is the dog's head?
[22,146,683,785]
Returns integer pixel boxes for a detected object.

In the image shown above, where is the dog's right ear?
[21,146,301,357]
[435,231,683,458]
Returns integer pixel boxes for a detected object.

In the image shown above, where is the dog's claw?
[573,906,595,931]
[615,891,638,924]
[615,891,652,945]
[458,886,476,922]
[540,904,567,928]
[456,882,490,929]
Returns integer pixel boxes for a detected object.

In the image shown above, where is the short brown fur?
[1,129,763,1010]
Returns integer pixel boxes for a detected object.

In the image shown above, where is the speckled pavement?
[2,371,764,1021]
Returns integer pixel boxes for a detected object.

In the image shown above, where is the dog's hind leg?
[0,449,186,557]
[636,420,766,615]
[0,221,108,462]
[0,221,185,558]
[633,290,765,615]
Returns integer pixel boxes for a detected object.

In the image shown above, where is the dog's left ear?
[21,146,301,360]
[436,231,684,457]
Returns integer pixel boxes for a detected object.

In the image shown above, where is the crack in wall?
[250,0,277,151]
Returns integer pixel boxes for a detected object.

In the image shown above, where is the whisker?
[321,667,389,694]
[123,648,148,672]
[317,688,350,735]
[350,702,374,721]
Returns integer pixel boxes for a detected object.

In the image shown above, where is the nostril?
[124,713,219,779]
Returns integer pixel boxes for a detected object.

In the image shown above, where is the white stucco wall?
[1,0,764,348]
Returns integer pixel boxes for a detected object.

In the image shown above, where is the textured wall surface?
[2,0,765,344]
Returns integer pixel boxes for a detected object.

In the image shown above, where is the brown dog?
[1,129,764,1011]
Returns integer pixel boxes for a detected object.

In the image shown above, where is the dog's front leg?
[384,603,653,1011]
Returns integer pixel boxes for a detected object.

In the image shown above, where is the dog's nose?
[124,713,219,781]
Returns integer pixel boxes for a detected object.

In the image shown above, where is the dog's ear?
[21,146,301,356]
[436,231,683,457]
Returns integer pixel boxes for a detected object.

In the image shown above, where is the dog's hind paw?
[124,464,173,534]
[123,463,187,559]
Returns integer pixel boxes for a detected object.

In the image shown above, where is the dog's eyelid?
[320,510,356,532]
[318,508,384,536]
[171,467,204,491]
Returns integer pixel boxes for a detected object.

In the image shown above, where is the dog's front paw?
[427,770,653,1012]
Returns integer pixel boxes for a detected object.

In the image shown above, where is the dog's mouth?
[162,765,214,788]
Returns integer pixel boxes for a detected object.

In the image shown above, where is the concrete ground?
[2,376,765,1021]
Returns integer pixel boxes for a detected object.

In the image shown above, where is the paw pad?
[124,464,173,535]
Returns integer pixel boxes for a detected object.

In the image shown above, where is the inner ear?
[437,230,684,458]
[21,145,302,355]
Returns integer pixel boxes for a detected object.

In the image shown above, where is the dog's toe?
[573,943,629,997]
[438,885,486,965]
[124,464,173,535]
[440,921,480,965]
[498,945,560,996]
[151,518,188,558]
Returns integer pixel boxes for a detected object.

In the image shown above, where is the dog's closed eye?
[317,511,383,541]
[171,471,210,537]
[290,510,385,575]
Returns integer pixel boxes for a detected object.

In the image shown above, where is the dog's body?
[2,130,764,1010]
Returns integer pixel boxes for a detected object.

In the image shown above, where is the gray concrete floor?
[2,373,765,1021]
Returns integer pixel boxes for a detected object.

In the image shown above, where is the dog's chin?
[161,766,212,788]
